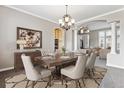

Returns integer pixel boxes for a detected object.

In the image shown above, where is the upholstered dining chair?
[21,54,51,88]
[86,51,97,77]
[61,54,88,87]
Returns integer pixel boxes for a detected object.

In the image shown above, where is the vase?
[62,51,66,56]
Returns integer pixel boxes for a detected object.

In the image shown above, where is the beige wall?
[0,6,58,69]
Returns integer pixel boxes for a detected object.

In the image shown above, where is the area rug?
[5,66,107,88]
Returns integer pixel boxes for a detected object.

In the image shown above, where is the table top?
[34,55,78,68]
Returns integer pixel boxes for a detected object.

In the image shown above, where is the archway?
[53,28,64,51]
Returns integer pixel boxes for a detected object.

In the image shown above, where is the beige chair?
[99,49,110,59]
[78,49,87,54]
[40,50,48,56]
[61,54,88,87]
[21,54,51,88]
[86,52,97,76]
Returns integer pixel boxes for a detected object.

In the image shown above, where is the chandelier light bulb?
[71,19,75,24]
[87,29,90,33]
[68,22,72,26]
[64,16,70,22]
[81,29,84,33]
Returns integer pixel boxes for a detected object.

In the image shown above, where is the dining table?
[34,55,78,69]
[34,55,78,77]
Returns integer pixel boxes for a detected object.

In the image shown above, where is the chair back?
[74,54,88,79]
[21,54,41,81]
[86,52,97,69]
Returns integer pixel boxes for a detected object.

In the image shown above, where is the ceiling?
[8,5,124,24]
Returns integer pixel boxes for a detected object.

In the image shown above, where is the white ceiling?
[8,5,124,24]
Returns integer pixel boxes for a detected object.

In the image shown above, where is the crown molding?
[107,20,120,23]
[4,5,58,24]
[91,25,120,32]
[76,7,124,25]
[4,5,124,26]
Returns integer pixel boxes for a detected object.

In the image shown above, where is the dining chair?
[21,54,51,88]
[61,54,88,87]
[86,51,97,77]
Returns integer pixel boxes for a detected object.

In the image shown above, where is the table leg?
[55,66,61,76]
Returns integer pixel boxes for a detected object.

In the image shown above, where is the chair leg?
[92,68,95,76]
[87,69,91,77]
[26,80,30,88]
[82,78,85,87]
[32,81,35,88]
[75,80,79,88]
[61,74,64,85]
[48,76,52,87]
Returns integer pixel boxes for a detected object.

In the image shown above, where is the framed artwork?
[17,27,42,49]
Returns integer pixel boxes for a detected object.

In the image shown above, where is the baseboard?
[0,67,14,72]
[107,63,124,69]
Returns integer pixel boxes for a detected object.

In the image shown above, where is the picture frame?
[17,27,42,49]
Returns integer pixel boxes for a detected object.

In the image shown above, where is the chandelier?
[59,5,75,31]
[78,26,90,34]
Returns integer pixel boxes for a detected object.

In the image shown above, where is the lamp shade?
[16,40,26,45]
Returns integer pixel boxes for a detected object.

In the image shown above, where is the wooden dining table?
[34,55,78,77]
[34,55,78,69]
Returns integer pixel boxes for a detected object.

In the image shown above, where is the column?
[110,21,117,54]
[64,31,66,49]
[104,31,106,49]
[72,30,74,51]
[87,34,90,48]
[74,29,78,51]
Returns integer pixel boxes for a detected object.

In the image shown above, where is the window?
[99,31,112,48]
[117,29,120,53]
[99,29,120,52]
[106,31,111,48]
[99,31,105,48]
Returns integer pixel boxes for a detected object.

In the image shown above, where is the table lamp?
[16,40,26,49]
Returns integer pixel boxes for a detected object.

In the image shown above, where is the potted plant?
[62,47,66,55]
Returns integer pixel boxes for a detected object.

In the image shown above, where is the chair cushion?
[61,65,75,79]
[35,67,51,79]
[40,69,51,78]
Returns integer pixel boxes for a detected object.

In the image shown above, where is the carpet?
[5,66,107,88]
